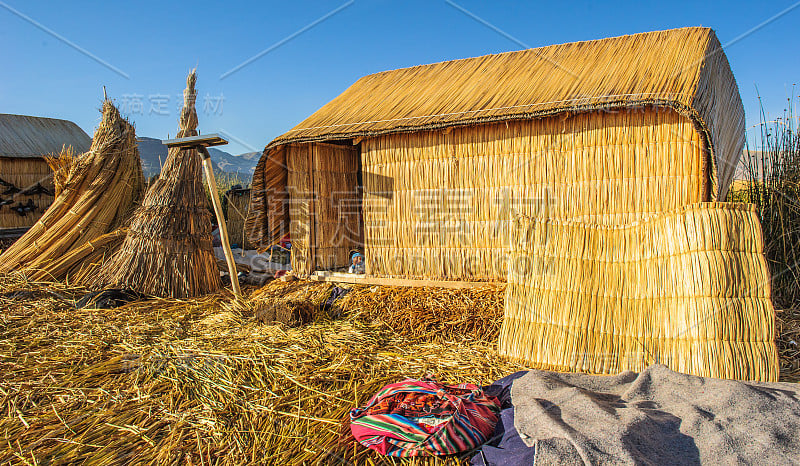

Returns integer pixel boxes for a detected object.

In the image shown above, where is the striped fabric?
[350,378,500,457]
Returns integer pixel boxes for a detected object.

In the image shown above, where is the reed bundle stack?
[499,202,779,381]
[0,102,144,280]
[93,70,220,298]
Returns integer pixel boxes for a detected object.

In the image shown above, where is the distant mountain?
[136,137,259,179]
[237,151,262,162]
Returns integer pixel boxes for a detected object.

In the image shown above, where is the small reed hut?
[246,27,745,281]
[0,114,91,230]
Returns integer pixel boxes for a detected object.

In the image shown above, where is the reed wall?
[224,189,252,249]
[360,108,708,280]
[288,143,362,276]
[312,143,362,270]
[246,147,289,249]
[498,202,778,382]
[0,157,55,229]
[287,144,313,276]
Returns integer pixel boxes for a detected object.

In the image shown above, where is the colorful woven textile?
[350,378,501,457]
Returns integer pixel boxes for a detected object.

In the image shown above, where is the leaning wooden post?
[198,146,242,298]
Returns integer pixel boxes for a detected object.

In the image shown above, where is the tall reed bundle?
[27,229,128,285]
[93,70,220,298]
[499,202,779,381]
[0,102,144,279]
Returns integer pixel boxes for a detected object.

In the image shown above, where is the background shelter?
[0,114,91,230]
[247,27,745,281]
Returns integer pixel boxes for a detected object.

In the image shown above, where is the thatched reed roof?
[266,27,744,198]
[0,114,91,158]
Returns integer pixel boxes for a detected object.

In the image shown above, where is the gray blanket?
[511,365,800,465]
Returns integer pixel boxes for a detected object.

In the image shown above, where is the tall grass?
[737,92,800,310]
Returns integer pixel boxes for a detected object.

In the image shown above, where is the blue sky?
[1,0,798,154]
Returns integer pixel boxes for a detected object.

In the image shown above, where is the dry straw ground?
[1,273,798,464]
[0,275,516,465]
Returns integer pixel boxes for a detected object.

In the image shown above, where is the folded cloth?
[350,378,500,457]
[507,364,800,465]
[471,371,535,465]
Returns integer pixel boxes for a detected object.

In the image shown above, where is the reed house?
[0,114,91,230]
[247,27,745,281]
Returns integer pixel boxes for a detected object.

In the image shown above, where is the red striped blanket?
[350,378,500,457]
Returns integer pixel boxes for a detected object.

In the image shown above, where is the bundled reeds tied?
[499,202,779,381]
[0,101,144,281]
[93,70,220,298]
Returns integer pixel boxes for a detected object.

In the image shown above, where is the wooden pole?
[198,146,242,298]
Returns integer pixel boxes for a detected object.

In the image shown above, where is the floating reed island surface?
[0,275,516,465]
[1,274,798,464]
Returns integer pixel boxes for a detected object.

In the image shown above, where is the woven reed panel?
[0,157,55,229]
[287,144,313,276]
[313,143,362,270]
[499,202,778,382]
[224,189,251,250]
[361,108,706,280]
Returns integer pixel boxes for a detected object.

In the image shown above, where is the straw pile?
[339,285,505,341]
[0,101,144,281]
[499,202,779,381]
[93,70,220,298]
[0,274,518,464]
